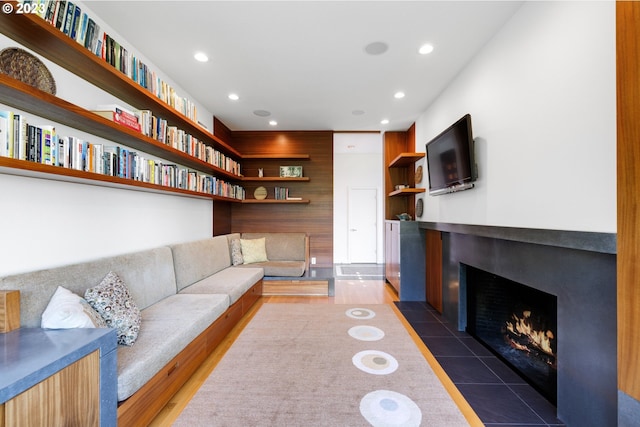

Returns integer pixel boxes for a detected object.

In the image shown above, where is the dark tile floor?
[395,301,565,427]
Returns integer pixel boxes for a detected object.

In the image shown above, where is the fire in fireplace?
[465,264,558,404]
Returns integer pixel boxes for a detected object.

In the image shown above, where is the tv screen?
[425,114,476,195]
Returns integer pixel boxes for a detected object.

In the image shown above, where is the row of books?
[24,0,199,122]
[0,110,245,199]
[273,187,302,200]
[91,104,241,176]
[136,109,241,176]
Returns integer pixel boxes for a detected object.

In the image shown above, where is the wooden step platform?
[262,280,330,296]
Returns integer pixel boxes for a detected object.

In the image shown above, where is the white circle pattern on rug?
[346,307,376,319]
[360,389,422,427]
[348,325,385,341]
[352,350,399,375]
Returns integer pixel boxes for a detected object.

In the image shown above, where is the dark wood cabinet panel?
[425,229,443,313]
[617,1,640,402]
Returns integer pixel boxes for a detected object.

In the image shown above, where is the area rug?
[173,303,474,426]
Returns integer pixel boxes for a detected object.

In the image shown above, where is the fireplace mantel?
[418,221,616,254]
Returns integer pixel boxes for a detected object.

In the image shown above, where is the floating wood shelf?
[242,177,310,182]
[242,154,310,160]
[242,199,310,204]
[388,152,425,168]
[0,157,243,202]
[0,8,241,159]
[388,188,426,197]
[0,75,242,182]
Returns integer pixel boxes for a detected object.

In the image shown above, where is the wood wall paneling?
[212,200,232,236]
[617,1,640,401]
[231,131,334,267]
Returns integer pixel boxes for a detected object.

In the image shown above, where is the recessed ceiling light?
[194,52,209,62]
[380,119,389,125]
[269,120,278,126]
[364,41,389,55]
[228,93,239,101]
[394,91,405,99]
[419,44,434,55]
[253,110,271,117]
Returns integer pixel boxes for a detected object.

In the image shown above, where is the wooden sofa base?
[116,279,263,427]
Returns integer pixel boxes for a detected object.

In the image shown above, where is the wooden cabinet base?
[3,351,100,427]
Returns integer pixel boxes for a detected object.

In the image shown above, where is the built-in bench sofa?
[0,232,309,426]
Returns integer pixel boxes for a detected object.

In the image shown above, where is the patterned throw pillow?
[240,237,269,264]
[85,272,141,346]
[41,286,107,329]
[230,238,244,266]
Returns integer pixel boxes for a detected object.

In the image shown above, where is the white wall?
[333,133,383,264]
[415,1,616,233]
[0,1,214,276]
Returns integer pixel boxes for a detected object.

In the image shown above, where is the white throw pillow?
[240,237,269,264]
[41,286,107,329]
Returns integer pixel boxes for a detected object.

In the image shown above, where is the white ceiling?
[87,1,522,132]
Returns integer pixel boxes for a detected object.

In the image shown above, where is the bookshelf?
[0,6,243,201]
[241,153,311,203]
[384,128,424,219]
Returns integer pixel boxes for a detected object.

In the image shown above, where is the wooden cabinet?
[0,9,243,201]
[384,126,425,220]
[384,220,425,301]
[425,229,443,312]
[0,328,117,426]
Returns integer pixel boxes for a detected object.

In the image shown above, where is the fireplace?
[421,223,617,427]
[465,265,557,404]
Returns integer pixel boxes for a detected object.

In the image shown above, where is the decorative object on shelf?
[0,47,56,95]
[416,198,424,218]
[254,186,268,200]
[258,168,264,177]
[415,165,423,183]
[395,184,409,190]
[396,213,412,221]
[279,166,303,178]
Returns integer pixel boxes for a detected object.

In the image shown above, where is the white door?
[348,188,378,263]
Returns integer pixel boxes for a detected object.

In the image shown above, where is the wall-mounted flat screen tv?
[425,114,477,196]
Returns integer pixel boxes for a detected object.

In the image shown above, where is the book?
[41,125,55,165]
[0,111,13,158]
[92,110,141,132]
[69,4,81,40]
[54,0,66,29]
[62,2,74,35]
[95,104,138,120]
[13,114,26,160]
[0,113,8,157]
[75,13,88,45]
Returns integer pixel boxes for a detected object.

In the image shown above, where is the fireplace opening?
[465,264,558,404]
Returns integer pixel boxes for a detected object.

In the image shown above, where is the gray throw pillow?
[85,271,141,346]
[230,238,244,266]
